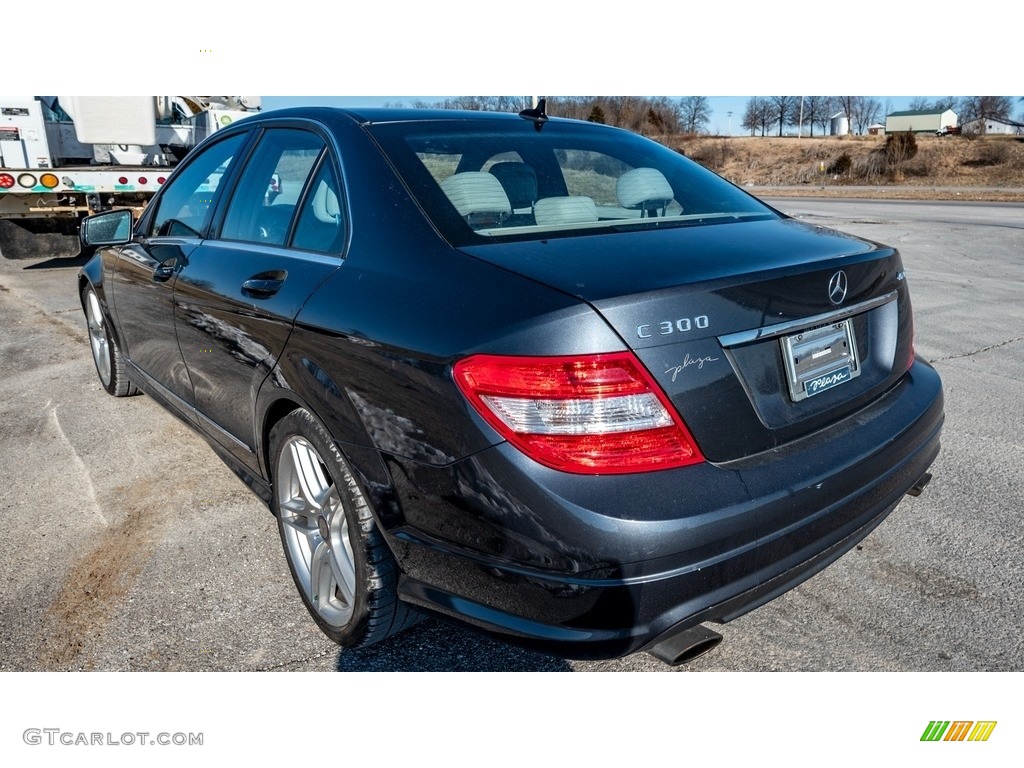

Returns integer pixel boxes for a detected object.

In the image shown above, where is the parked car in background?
[78,105,943,664]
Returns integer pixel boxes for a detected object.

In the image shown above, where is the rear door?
[172,125,344,469]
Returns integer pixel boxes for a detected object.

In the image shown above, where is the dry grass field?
[673,134,1024,200]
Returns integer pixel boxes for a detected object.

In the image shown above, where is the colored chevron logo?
[921,721,997,742]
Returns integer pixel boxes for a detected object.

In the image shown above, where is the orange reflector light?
[40,173,60,189]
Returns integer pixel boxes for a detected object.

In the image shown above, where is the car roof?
[250,106,577,129]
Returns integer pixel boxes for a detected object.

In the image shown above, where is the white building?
[962,117,1024,136]
[885,109,957,134]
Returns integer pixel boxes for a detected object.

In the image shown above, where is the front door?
[111,131,248,409]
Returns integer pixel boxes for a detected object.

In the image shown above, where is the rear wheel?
[270,409,418,648]
[84,286,138,397]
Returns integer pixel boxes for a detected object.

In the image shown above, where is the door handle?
[242,269,287,298]
[152,261,178,283]
[241,277,284,298]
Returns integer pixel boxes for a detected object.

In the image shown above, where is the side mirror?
[80,209,134,247]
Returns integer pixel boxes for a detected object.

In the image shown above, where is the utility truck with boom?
[0,96,259,258]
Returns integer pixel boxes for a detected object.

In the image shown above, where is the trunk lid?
[460,217,914,462]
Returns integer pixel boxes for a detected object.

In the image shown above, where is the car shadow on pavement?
[334,617,572,672]
[21,253,92,270]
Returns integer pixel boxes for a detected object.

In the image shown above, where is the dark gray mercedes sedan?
[78,104,943,664]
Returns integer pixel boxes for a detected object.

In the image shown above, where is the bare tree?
[852,97,882,134]
[816,97,838,136]
[432,96,532,112]
[906,97,959,114]
[440,96,490,111]
[548,97,682,135]
[958,96,1014,129]
[647,96,682,135]
[548,97,598,122]
[741,97,775,136]
[741,97,761,136]
[678,96,711,134]
[769,96,798,136]
[608,96,649,133]
[803,96,833,137]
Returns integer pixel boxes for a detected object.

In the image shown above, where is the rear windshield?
[365,117,778,245]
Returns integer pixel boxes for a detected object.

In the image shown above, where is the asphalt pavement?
[1,198,1021,671]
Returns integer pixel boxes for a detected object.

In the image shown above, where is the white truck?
[0,96,260,258]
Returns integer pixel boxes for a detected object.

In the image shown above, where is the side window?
[291,159,345,254]
[150,133,246,237]
[220,129,324,246]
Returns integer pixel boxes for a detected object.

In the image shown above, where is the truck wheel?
[270,409,420,648]
[84,286,138,397]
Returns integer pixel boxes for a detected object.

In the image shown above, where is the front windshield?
[366,117,777,245]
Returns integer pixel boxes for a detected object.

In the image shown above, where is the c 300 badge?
[637,314,709,339]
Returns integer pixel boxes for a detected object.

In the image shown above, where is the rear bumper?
[387,360,944,660]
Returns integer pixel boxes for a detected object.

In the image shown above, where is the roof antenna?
[519,98,548,131]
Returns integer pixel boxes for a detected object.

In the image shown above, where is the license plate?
[780,319,861,402]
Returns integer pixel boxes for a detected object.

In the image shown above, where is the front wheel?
[270,409,419,648]
[83,286,138,397]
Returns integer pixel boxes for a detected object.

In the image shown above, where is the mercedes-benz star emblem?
[828,270,848,305]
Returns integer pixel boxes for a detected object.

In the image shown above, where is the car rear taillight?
[454,352,704,474]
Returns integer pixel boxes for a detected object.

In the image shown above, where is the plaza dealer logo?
[921,721,997,742]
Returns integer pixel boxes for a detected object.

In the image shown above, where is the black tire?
[270,408,419,648]
[83,285,138,397]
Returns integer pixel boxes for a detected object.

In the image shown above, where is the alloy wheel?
[86,290,112,387]
[276,435,357,629]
